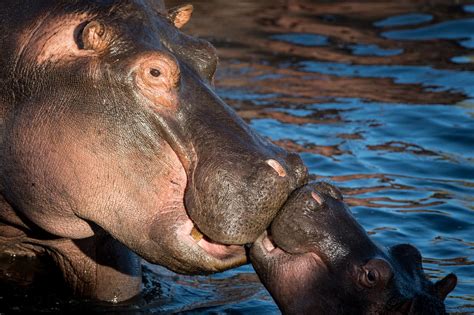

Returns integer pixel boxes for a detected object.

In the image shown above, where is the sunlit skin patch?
[17,13,94,65]
[134,53,181,110]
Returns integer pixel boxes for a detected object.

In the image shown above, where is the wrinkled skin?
[0,0,308,302]
[251,182,457,314]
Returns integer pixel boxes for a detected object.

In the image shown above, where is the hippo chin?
[250,182,457,315]
[0,0,307,301]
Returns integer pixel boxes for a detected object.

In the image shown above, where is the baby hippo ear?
[435,273,457,300]
[168,4,193,28]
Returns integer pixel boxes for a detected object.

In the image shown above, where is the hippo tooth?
[191,226,204,242]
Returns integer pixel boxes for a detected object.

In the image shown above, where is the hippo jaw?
[250,182,457,314]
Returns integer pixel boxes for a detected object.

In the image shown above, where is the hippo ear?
[81,21,109,52]
[168,4,193,28]
[434,273,457,300]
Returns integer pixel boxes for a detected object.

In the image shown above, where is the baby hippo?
[250,182,457,315]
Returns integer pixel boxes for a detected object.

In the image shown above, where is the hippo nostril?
[311,192,323,205]
[266,159,287,177]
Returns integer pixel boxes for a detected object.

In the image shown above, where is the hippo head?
[0,1,307,274]
[250,182,457,314]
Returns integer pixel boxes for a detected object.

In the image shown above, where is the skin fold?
[250,182,457,315]
[0,0,309,301]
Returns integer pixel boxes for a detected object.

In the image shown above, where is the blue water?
[1,0,474,314]
[382,18,474,49]
[270,33,329,47]
[374,13,433,28]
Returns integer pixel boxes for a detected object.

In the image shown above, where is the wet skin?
[251,182,457,315]
[0,0,308,301]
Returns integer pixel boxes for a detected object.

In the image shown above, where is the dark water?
[1,0,474,314]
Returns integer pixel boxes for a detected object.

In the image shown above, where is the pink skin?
[17,13,94,65]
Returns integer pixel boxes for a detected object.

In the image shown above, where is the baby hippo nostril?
[311,191,323,205]
[266,159,287,177]
[316,182,344,201]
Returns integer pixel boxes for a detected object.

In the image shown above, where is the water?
[1,0,474,314]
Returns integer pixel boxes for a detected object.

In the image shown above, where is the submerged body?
[0,0,308,301]
[251,182,457,314]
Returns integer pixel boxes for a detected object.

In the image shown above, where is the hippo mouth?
[178,218,247,265]
[146,201,249,274]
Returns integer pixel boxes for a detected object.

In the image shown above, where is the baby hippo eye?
[358,258,392,289]
[366,269,379,285]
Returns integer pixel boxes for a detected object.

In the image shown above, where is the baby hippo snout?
[270,181,373,259]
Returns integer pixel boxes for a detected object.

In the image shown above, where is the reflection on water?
[2,0,474,314]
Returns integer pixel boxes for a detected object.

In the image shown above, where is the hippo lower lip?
[190,226,245,261]
[188,224,247,262]
[175,218,247,268]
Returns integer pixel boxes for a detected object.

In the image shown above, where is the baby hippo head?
[250,182,457,315]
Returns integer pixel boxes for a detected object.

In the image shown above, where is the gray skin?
[251,182,457,315]
[0,0,308,302]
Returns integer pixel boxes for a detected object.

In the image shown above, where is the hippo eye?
[364,269,379,287]
[359,258,392,289]
[367,270,378,283]
[149,68,161,78]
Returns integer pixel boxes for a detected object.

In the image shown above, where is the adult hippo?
[0,0,308,302]
[251,182,457,314]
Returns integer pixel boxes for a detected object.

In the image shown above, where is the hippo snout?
[185,150,308,245]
